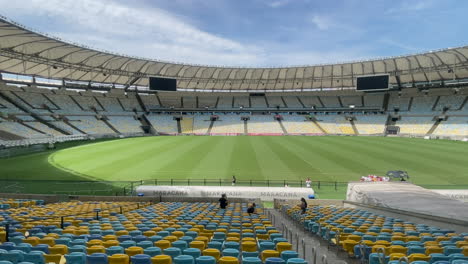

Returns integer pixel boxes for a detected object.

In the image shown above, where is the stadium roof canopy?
[1,16,468,91]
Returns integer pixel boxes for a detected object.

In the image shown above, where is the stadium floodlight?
[349,105,355,109]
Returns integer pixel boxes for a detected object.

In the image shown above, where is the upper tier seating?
[70,116,115,135]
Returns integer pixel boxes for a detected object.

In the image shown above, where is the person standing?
[232,175,237,186]
[247,203,256,215]
[305,178,312,188]
[219,194,228,209]
[300,198,308,214]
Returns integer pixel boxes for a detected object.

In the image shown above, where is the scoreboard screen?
[356,74,389,91]
[149,77,177,91]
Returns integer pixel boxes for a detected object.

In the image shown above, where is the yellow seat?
[44,254,62,264]
[203,248,221,260]
[219,256,239,264]
[144,231,157,237]
[195,236,209,246]
[456,241,468,248]
[151,255,172,264]
[116,230,129,236]
[226,237,240,242]
[408,253,430,262]
[372,245,387,254]
[164,236,178,243]
[241,241,258,252]
[126,246,144,257]
[341,240,359,255]
[87,245,106,254]
[374,240,391,247]
[87,239,104,247]
[49,244,68,255]
[189,241,205,250]
[388,245,407,255]
[462,246,468,256]
[103,240,120,248]
[24,237,40,246]
[39,237,55,246]
[171,231,184,239]
[261,250,280,262]
[389,253,406,261]
[425,246,443,255]
[276,242,292,253]
[155,240,172,250]
[109,254,130,264]
[227,233,241,238]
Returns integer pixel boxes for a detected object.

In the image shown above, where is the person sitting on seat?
[219,194,228,209]
[247,203,256,214]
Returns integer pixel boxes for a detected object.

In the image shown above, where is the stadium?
[0,2,468,264]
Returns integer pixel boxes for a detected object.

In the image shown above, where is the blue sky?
[0,0,467,67]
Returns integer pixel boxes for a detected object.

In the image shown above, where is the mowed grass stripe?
[248,137,300,181]
[44,136,468,185]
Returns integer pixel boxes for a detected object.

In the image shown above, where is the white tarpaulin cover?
[136,185,314,201]
[431,189,468,203]
[346,182,468,222]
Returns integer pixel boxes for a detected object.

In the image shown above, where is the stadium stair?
[277,119,288,135]
[176,119,182,133]
[0,91,70,135]
[207,120,215,134]
[431,96,441,111]
[281,97,288,108]
[310,118,327,134]
[349,119,359,135]
[408,97,414,111]
[383,94,390,111]
[0,130,25,140]
[135,92,148,112]
[426,118,441,136]
[16,119,47,135]
[102,117,121,134]
[63,119,87,134]
[243,120,248,134]
[140,115,157,135]
[69,95,86,111]
[95,97,107,112]
[116,99,128,112]
[42,94,62,111]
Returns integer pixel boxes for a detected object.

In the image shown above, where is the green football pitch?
[0,136,467,198]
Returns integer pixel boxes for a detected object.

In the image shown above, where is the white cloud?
[386,0,435,14]
[266,0,292,8]
[0,0,263,66]
[309,15,334,31]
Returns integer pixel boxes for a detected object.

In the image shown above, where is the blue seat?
[172,241,188,251]
[242,252,259,258]
[106,246,124,255]
[64,252,86,264]
[452,260,468,264]
[408,246,426,255]
[15,244,32,253]
[195,256,216,264]
[222,249,239,258]
[143,247,162,257]
[163,247,181,259]
[224,242,240,250]
[10,236,25,245]
[429,253,450,263]
[286,258,307,264]
[183,248,201,259]
[149,236,163,243]
[120,241,136,249]
[118,235,133,243]
[68,245,86,253]
[0,261,13,264]
[280,251,299,262]
[23,251,45,264]
[2,250,25,264]
[259,242,275,252]
[242,257,262,264]
[137,241,153,249]
[55,238,71,246]
[443,246,462,255]
[133,236,148,243]
[174,255,194,264]
[130,254,151,264]
[369,253,389,264]
[86,253,108,264]
[206,242,222,251]
[265,257,286,264]
[70,239,86,247]
[0,242,16,251]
